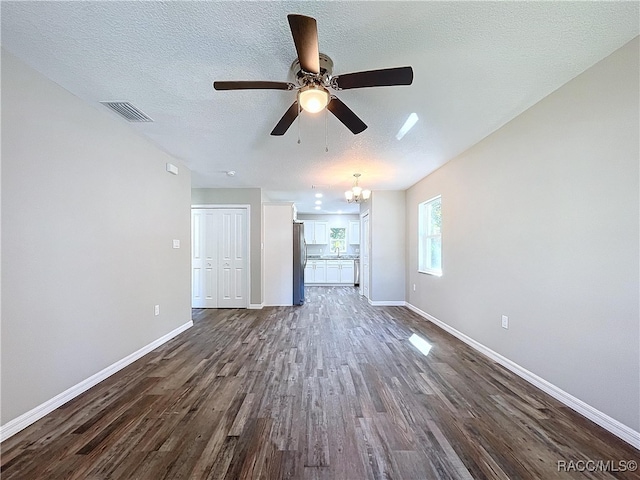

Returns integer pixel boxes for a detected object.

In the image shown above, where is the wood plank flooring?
[2,287,638,479]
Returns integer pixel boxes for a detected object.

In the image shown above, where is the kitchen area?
[298,213,360,287]
[263,202,368,308]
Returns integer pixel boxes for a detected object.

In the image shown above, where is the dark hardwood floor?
[1,287,638,479]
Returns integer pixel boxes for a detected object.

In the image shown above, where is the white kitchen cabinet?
[348,221,360,245]
[303,221,329,244]
[303,221,314,244]
[339,260,355,284]
[305,259,354,284]
[314,222,329,244]
[304,264,314,283]
[315,261,327,282]
[304,260,327,283]
[325,261,341,283]
[325,260,354,284]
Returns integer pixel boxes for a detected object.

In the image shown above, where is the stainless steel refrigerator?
[293,222,306,305]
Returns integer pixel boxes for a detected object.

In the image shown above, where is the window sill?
[418,269,442,277]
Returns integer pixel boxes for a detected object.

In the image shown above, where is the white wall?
[406,38,639,433]
[368,191,406,303]
[1,51,192,426]
[263,203,294,306]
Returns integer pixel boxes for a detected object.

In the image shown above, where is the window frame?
[329,227,347,253]
[418,195,442,276]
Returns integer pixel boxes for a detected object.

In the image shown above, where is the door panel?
[192,267,202,301]
[220,212,231,260]
[220,268,231,300]
[204,212,216,262]
[235,268,244,299]
[205,267,215,301]
[234,213,245,259]
[192,210,218,307]
[218,209,248,308]
[193,215,202,259]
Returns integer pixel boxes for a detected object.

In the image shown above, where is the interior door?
[218,209,248,308]
[192,207,248,308]
[361,212,370,299]
[192,209,218,308]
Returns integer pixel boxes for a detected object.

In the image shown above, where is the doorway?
[191,207,249,308]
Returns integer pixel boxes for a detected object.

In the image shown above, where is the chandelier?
[345,173,371,203]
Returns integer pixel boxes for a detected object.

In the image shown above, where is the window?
[418,195,442,276]
[329,227,346,253]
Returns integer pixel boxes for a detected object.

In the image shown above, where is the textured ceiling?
[2,1,638,213]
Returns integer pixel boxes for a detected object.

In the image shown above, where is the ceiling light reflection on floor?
[409,333,432,356]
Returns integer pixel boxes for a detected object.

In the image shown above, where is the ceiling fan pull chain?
[297,102,301,144]
[325,108,329,152]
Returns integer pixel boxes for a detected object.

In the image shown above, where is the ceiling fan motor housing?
[290,53,334,87]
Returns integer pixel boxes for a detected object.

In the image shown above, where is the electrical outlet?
[501,315,508,329]
[155,305,160,316]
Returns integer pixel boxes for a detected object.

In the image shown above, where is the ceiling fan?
[213,14,414,136]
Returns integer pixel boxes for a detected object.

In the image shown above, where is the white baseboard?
[368,299,407,306]
[405,303,640,450]
[0,320,193,443]
[248,303,264,309]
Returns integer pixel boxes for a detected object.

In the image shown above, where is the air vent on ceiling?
[100,101,153,122]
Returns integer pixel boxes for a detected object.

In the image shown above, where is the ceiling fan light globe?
[298,86,329,113]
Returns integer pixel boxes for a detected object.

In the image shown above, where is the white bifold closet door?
[192,208,248,308]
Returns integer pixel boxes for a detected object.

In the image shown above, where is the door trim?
[360,209,370,300]
[191,205,251,308]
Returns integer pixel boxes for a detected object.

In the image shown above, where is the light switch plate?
[173,239,180,249]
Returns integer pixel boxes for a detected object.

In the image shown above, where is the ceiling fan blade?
[332,66,413,90]
[327,97,367,135]
[271,102,299,136]
[213,81,294,91]
[287,14,320,74]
